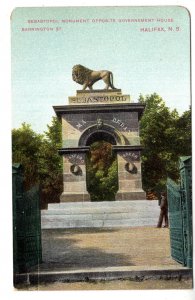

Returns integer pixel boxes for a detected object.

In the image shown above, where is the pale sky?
[11,6,191,133]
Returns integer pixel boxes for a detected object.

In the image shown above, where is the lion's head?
[72,65,92,85]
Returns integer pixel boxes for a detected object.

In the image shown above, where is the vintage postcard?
[11,5,192,293]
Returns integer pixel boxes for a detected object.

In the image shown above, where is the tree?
[173,108,191,155]
[38,117,63,206]
[139,93,191,195]
[12,117,63,208]
[86,141,118,201]
[12,123,43,190]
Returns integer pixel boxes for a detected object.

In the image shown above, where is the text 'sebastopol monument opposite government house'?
[53,65,146,202]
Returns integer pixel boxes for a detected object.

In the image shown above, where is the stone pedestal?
[68,89,130,105]
[59,148,90,202]
[53,89,146,202]
[113,146,146,200]
[60,192,90,202]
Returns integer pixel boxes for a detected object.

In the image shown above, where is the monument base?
[41,200,160,229]
[60,192,90,202]
[116,191,146,201]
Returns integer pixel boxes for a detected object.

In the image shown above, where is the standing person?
[157,192,169,228]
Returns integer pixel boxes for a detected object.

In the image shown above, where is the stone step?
[47,200,157,209]
[14,266,192,285]
[48,200,158,211]
[42,211,158,219]
[41,200,160,229]
[42,207,158,215]
[41,218,159,229]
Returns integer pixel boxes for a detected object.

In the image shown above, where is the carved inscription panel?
[62,111,139,147]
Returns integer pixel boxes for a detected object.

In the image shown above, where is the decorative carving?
[125,162,137,174]
[72,64,117,90]
[96,118,104,129]
[70,164,82,175]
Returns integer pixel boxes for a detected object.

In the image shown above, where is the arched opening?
[86,131,117,146]
[85,132,118,202]
[78,123,126,147]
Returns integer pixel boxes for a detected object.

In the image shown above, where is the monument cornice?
[112,145,144,152]
[58,147,90,155]
[58,145,143,155]
[53,103,145,120]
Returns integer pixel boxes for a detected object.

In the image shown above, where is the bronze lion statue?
[72,65,117,90]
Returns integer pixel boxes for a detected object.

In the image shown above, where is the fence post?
[12,164,26,273]
[167,177,185,265]
[179,156,192,268]
[13,164,42,277]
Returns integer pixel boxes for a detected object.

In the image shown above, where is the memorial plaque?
[69,92,130,105]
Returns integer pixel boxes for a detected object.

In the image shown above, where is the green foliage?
[12,123,43,190]
[38,117,63,206]
[139,93,191,194]
[86,141,118,201]
[12,117,63,208]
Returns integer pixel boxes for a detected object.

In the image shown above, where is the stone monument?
[53,65,146,202]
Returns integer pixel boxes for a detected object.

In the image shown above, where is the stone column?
[59,148,90,202]
[113,146,146,200]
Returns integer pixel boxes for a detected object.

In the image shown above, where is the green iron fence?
[167,177,185,265]
[167,156,192,268]
[179,156,192,268]
[12,164,42,274]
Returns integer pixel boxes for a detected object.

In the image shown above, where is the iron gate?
[167,156,192,268]
[179,156,192,268]
[167,177,185,265]
[13,164,42,274]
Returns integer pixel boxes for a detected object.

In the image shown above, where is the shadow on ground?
[31,229,134,271]
[47,228,120,234]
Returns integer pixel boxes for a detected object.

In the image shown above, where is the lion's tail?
[110,72,116,89]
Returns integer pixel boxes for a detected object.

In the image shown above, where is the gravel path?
[16,227,193,290]
[38,227,181,271]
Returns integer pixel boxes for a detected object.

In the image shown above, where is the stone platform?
[41,200,160,229]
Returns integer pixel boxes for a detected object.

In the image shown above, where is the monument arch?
[54,87,146,202]
[78,123,125,146]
